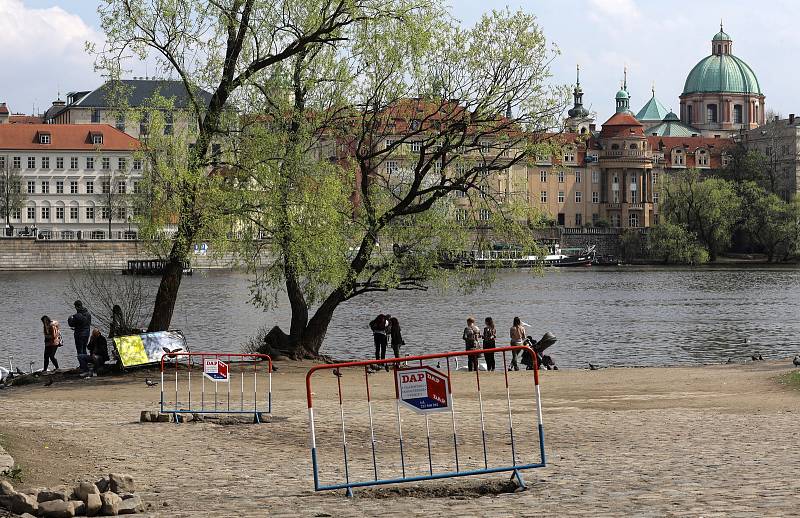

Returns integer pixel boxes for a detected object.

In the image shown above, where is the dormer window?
[38,133,51,144]
[91,132,103,145]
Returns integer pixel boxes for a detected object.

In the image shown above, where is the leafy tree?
[646,222,708,264]
[229,8,565,358]
[96,0,397,332]
[661,169,740,261]
[738,181,800,262]
[0,167,25,230]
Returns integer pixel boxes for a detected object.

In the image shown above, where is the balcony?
[600,149,650,159]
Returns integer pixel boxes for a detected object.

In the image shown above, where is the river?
[1,265,799,372]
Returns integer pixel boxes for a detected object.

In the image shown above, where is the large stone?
[108,474,135,494]
[139,411,152,423]
[38,499,75,518]
[85,493,102,516]
[37,488,69,503]
[8,491,38,515]
[117,495,144,515]
[0,480,14,496]
[70,499,86,516]
[73,481,100,503]
[100,491,122,516]
[154,413,171,423]
[94,477,109,494]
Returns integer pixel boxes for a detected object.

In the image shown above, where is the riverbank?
[1,360,799,516]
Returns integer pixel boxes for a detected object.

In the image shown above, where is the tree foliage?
[646,222,708,264]
[0,168,25,229]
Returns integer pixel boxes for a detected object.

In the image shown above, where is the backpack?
[51,320,63,347]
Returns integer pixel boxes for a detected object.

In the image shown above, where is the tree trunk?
[262,290,345,359]
[147,256,184,332]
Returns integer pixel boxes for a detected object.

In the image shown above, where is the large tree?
[96,0,400,331]
[0,167,25,230]
[229,8,565,358]
[661,169,740,261]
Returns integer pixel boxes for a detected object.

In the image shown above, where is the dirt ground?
[2,359,800,517]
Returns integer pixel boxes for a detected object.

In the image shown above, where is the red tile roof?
[0,105,8,115]
[8,115,43,124]
[647,135,734,153]
[602,112,643,127]
[0,124,140,151]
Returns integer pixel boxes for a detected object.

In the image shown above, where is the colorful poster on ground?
[113,331,187,367]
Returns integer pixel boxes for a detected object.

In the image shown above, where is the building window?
[563,147,575,163]
[39,134,50,144]
[558,171,565,183]
[592,170,600,184]
[102,157,110,170]
[386,161,398,174]
[631,190,637,203]
[410,141,421,153]
[86,157,94,170]
[102,180,111,194]
[117,181,127,194]
[733,105,743,124]
[687,105,693,124]
[86,181,94,194]
[478,208,491,221]
[558,191,564,203]
[12,157,20,169]
[11,208,20,220]
[86,207,95,220]
[27,181,35,194]
[706,104,717,123]
[613,190,620,203]
[101,207,111,220]
[592,213,599,224]
[673,149,685,166]
[139,112,150,136]
[41,181,49,194]
[612,174,619,184]
[41,156,50,169]
[56,181,63,194]
[697,149,709,167]
[385,139,395,150]
[629,213,639,228]
[653,192,659,205]
[118,158,127,171]
[116,207,127,220]
[133,181,142,194]
[540,191,547,203]
[27,207,35,220]
[480,141,491,153]
[575,170,582,183]
[70,207,78,220]
[55,207,64,220]
[70,181,78,194]
[92,134,104,145]
[91,109,101,123]
[116,114,125,132]
[592,191,599,203]
[653,172,659,185]
[56,157,64,169]
[540,170,547,182]
[575,213,582,226]
[133,159,142,171]
[454,208,467,221]
[71,157,79,169]
[575,191,582,203]
[27,157,35,169]
[164,112,174,135]
[41,207,50,220]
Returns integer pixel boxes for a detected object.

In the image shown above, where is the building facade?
[0,124,143,239]
[743,115,800,199]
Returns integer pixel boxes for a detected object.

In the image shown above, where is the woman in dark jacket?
[369,314,388,363]
[68,300,92,355]
[388,317,404,360]
[41,315,60,371]
[88,328,110,372]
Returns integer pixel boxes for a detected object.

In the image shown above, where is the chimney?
[790,114,795,125]
[0,103,8,124]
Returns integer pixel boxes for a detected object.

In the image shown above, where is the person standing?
[388,316,404,360]
[41,315,61,372]
[462,317,481,372]
[482,317,497,371]
[509,316,526,371]
[68,300,92,356]
[369,314,389,364]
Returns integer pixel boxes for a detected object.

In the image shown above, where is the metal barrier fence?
[160,352,272,423]
[306,346,545,496]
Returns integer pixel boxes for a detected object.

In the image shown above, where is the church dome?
[615,88,630,100]
[682,27,761,95]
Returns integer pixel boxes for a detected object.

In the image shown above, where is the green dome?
[713,30,731,41]
[663,111,679,121]
[682,54,761,95]
[615,88,629,100]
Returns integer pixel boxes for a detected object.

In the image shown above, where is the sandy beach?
[2,359,800,517]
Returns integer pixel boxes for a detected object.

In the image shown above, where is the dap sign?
[396,366,450,414]
[203,358,229,382]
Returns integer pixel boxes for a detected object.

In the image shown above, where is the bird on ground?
[588,363,599,371]
[793,355,800,367]
[43,378,54,387]
[145,378,158,387]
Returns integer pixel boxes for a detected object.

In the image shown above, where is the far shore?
[2,359,799,516]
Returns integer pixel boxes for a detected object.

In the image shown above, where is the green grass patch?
[776,370,800,390]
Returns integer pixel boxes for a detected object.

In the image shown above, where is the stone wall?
[560,228,623,257]
[0,238,238,270]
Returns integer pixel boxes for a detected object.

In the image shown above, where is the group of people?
[369,314,405,370]
[462,316,530,371]
[40,300,111,378]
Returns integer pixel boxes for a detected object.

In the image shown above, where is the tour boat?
[441,244,595,268]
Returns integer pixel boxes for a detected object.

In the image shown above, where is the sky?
[1,0,797,123]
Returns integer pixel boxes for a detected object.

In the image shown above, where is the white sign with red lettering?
[203,359,229,382]
[396,366,450,414]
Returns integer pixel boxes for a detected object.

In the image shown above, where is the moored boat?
[441,244,595,268]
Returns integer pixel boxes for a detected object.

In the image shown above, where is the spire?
[576,64,581,86]
[623,66,628,92]
[720,19,723,32]
[615,67,630,114]
[567,63,589,120]
[651,81,655,98]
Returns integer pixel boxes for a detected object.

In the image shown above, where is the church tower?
[615,67,631,114]
[565,65,594,134]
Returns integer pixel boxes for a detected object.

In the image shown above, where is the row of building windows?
[0,156,142,171]
[2,179,142,195]
[535,190,659,205]
[9,205,141,222]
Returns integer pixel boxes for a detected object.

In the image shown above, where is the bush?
[647,222,709,264]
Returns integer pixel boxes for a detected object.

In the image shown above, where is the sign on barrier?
[306,346,545,496]
[160,352,272,423]
[397,366,449,414]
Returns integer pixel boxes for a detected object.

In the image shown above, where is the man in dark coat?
[67,300,92,356]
